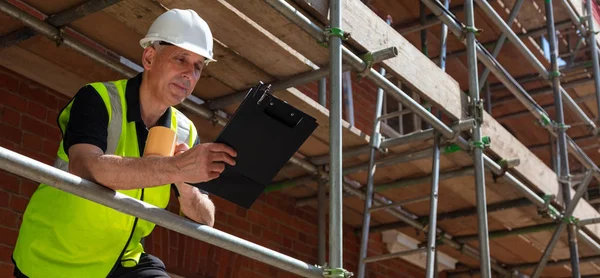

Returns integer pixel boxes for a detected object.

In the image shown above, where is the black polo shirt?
[62,73,199,195]
[63,73,179,156]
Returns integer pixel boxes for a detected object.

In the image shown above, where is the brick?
[236,206,247,218]
[9,194,28,213]
[46,109,59,126]
[0,107,20,127]
[26,101,48,121]
[0,124,22,145]
[0,226,17,246]
[227,215,251,232]
[261,204,289,225]
[45,126,62,143]
[2,91,27,111]
[292,241,315,257]
[19,84,56,110]
[0,172,20,194]
[251,224,262,237]
[22,132,43,152]
[0,262,13,278]
[247,210,270,227]
[0,71,20,92]
[0,190,8,208]
[21,115,47,138]
[261,227,283,247]
[0,208,18,228]
[41,139,58,159]
[56,97,70,113]
[279,223,297,240]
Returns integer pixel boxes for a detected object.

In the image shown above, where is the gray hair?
[151,41,165,53]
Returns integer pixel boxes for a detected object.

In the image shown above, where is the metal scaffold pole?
[532,1,581,276]
[356,64,386,278]
[586,0,600,119]
[317,77,327,266]
[464,1,492,277]
[357,15,392,278]
[328,0,344,272]
[0,148,323,278]
[426,0,448,275]
[477,0,525,91]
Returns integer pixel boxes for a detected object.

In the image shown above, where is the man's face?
[143,44,205,106]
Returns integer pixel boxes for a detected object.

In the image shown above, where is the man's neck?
[139,75,168,128]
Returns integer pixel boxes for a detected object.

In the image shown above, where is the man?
[12,9,236,278]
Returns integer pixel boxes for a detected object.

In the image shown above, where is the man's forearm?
[71,154,180,190]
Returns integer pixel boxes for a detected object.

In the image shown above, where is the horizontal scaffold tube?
[0,147,323,278]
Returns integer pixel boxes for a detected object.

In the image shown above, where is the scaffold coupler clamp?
[436,231,447,244]
[53,28,66,46]
[538,194,559,220]
[358,51,374,79]
[537,113,552,129]
[461,23,482,41]
[322,264,354,278]
[552,122,571,133]
[469,136,490,152]
[317,165,329,181]
[492,158,520,182]
[370,129,383,150]
[469,98,485,125]
[548,70,561,79]
[209,110,222,126]
[563,215,579,225]
[558,174,573,185]
[319,26,350,48]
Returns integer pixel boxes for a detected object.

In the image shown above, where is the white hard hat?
[140,9,215,63]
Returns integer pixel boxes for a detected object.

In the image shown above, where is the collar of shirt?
[125,72,172,128]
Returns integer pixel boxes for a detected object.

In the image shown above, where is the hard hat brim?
[140,37,217,63]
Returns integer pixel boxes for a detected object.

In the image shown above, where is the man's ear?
[142,47,156,71]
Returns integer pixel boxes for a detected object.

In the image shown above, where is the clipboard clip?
[252,82,272,106]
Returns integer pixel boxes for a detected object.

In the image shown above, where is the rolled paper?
[144,126,176,157]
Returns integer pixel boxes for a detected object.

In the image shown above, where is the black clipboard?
[189,82,318,208]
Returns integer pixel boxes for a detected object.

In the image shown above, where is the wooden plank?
[481,113,559,200]
[224,0,331,66]
[134,0,316,79]
[336,0,467,119]
[0,46,88,98]
[292,0,329,22]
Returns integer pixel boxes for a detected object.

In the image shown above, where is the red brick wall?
[0,66,425,278]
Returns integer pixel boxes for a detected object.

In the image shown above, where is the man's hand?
[173,143,216,226]
[172,142,237,184]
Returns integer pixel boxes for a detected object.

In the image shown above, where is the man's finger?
[174,143,190,154]
[210,162,226,173]
[211,152,236,166]
[207,143,237,157]
[207,172,220,181]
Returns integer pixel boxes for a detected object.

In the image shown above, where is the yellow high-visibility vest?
[13,78,198,277]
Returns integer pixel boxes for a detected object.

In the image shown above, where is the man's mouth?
[171,83,188,92]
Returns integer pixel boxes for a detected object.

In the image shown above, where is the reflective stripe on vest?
[14,78,198,278]
[53,81,124,171]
